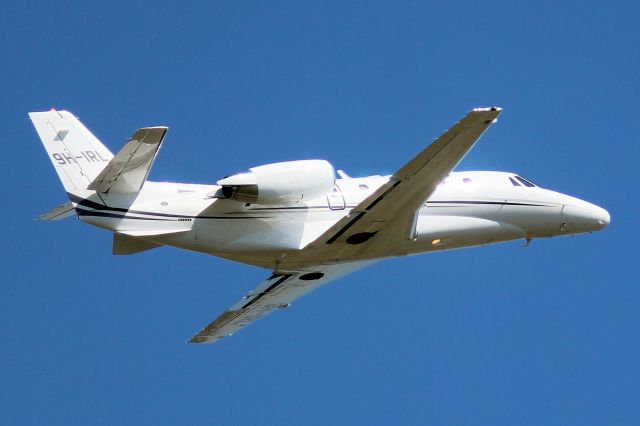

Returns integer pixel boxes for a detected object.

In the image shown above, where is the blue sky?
[2,1,639,424]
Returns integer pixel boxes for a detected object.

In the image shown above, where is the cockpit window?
[358,184,369,191]
[509,177,521,186]
[515,176,537,188]
[463,178,472,183]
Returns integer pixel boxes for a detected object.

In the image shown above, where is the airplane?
[30,107,610,344]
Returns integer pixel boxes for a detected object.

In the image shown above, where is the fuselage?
[74,170,609,268]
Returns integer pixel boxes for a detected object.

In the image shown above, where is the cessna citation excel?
[31,107,609,344]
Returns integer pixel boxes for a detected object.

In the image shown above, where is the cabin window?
[509,177,521,186]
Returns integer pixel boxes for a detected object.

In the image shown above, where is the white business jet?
[30,107,609,344]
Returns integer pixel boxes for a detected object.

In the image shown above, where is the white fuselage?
[74,171,609,269]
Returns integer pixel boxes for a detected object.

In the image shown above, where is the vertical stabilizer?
[29,110,114,196]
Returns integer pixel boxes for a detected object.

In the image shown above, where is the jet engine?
[217,160,335,205]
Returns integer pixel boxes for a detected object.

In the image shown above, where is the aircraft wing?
[88,127,167,193]
[189,261,373,344]
[283,107,502,267]
[190,107,500,344]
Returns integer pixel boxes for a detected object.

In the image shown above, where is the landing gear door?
[327,185,346,210]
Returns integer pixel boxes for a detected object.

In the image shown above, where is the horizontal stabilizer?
[88,126,167,194]
[38,201,76,221]
[113,233,161,255]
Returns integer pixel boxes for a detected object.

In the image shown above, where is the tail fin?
[29,109,114,196]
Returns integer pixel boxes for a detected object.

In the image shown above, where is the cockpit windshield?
[512,175,539,188]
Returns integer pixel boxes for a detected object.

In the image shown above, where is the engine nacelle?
[217,160,335,205]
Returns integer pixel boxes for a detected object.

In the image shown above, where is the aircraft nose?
[562,202,610,232]
[593,205,610,228]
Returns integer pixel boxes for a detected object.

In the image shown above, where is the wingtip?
[187,333,228,344]
[472,106,502,112]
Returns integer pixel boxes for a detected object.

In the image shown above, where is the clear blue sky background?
[1,1,638,425]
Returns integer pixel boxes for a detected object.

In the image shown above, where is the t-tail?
[30,109,167,221]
